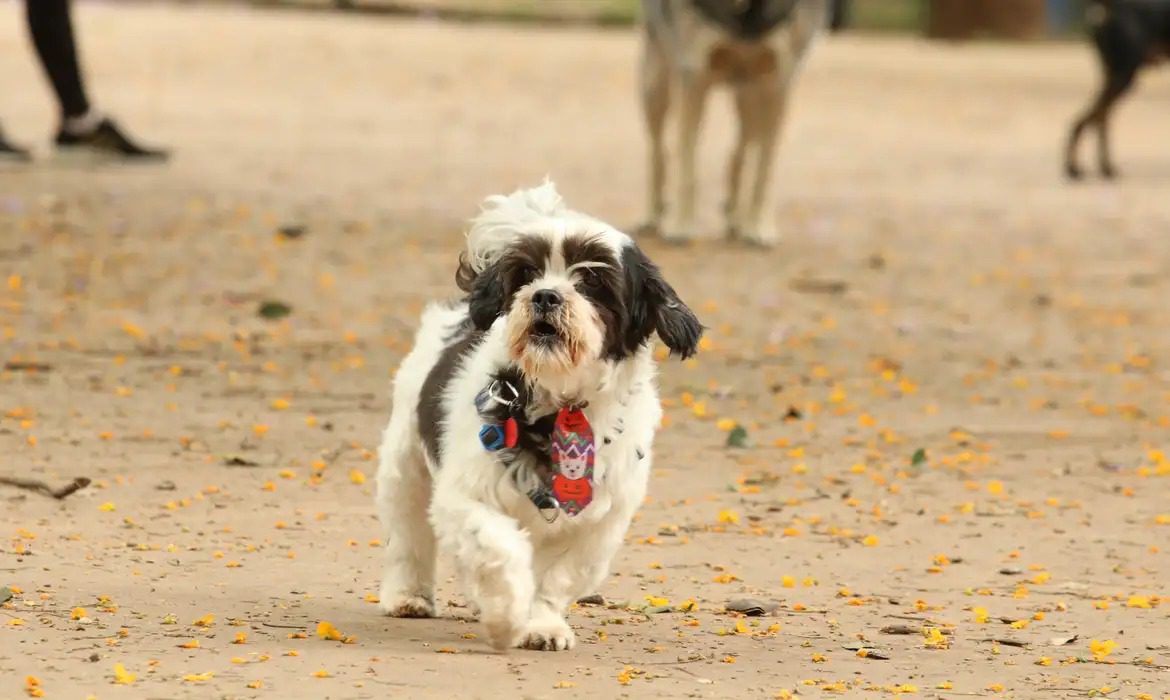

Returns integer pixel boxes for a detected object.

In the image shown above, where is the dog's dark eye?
[519,266,539,286]
[579,269,604,288]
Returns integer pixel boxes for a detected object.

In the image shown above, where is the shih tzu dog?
[375,182,702,652]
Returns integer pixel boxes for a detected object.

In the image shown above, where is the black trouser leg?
[26,0,91,119]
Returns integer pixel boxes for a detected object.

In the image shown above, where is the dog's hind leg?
[431,494,534,651]
[376,420,436,618]
[1067,64,1137,180]
[1095,65,1138,179]
[1068,17,1143,180]
[640,40,671,235]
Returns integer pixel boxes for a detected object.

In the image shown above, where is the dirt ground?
[2,3,1170,699]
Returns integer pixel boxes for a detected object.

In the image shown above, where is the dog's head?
[455,182,701,390]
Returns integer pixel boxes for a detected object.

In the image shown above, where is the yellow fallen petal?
[112,663,137,685]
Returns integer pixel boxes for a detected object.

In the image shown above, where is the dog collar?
[475,376,595,521]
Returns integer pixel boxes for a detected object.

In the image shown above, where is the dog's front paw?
[379,592,435,618]
[517,617,576,651]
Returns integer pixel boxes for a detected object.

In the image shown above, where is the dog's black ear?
[620,244,703,359]
[466,260,505,331]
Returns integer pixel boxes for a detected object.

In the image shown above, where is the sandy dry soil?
[2,3,1170,699]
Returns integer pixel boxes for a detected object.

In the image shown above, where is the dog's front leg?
[662,69,709,243]
[521,519,629,651]
[735,82,786,247]
[431,495,534,651]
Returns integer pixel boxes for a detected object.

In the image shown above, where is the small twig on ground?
[980,637,1029,648]
[260,621,306,630]
[0,476,91,499]
[3,361,52,372]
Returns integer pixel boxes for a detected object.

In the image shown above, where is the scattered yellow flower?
[862,534,879,547]
[349,469,366,485]
[717,509,739,524]
[645,595,669,607]
[316,621,344,641]
[98,502,116,512]
[973,607,989,624]
[112,663,137,685]
[192,613,215,627]
[1127,595,1152,609]
[923,627,949,649]
[311,670,331,678]
[71,607,88,620]
[1089,639,1116,661]
[178,639,201,649]
[183,672,214,682]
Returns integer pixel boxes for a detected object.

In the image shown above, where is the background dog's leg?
[432,495,534,650]
[376,435,436,618]
[1067,65,1137,180]
[1094,65,1137,179]
[725,86,757,238]
[736,83,786,246]
[523,520,630,652]
[663,71,709,243]
[641,41,670,235]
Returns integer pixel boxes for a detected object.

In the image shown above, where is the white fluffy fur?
[641,0,826,245]
[376,183,663,652]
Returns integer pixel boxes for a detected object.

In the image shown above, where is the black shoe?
[0,127,31,163]
[55,118,169,161]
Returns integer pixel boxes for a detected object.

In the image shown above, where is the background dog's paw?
[379,593,435,618]
[517,618,576,651]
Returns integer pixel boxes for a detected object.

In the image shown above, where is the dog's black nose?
[532,289,563,313]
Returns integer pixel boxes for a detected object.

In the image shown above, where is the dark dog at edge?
[1066,0,1170,180]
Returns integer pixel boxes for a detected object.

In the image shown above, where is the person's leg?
[25,0,92,121]
[25,0,169,160]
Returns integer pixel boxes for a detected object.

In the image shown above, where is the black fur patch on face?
[458,236,552,331]
[692,0,797,41]
[563,235,627,358]
[616,244,703,360]
[418,321,482,464]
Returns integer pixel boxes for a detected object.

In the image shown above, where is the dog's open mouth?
[530,320,559,342]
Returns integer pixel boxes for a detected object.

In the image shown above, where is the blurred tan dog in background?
[640,0,826,246]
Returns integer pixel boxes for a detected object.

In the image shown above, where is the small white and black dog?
[375,182,701,652]
[641,0,826,245]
